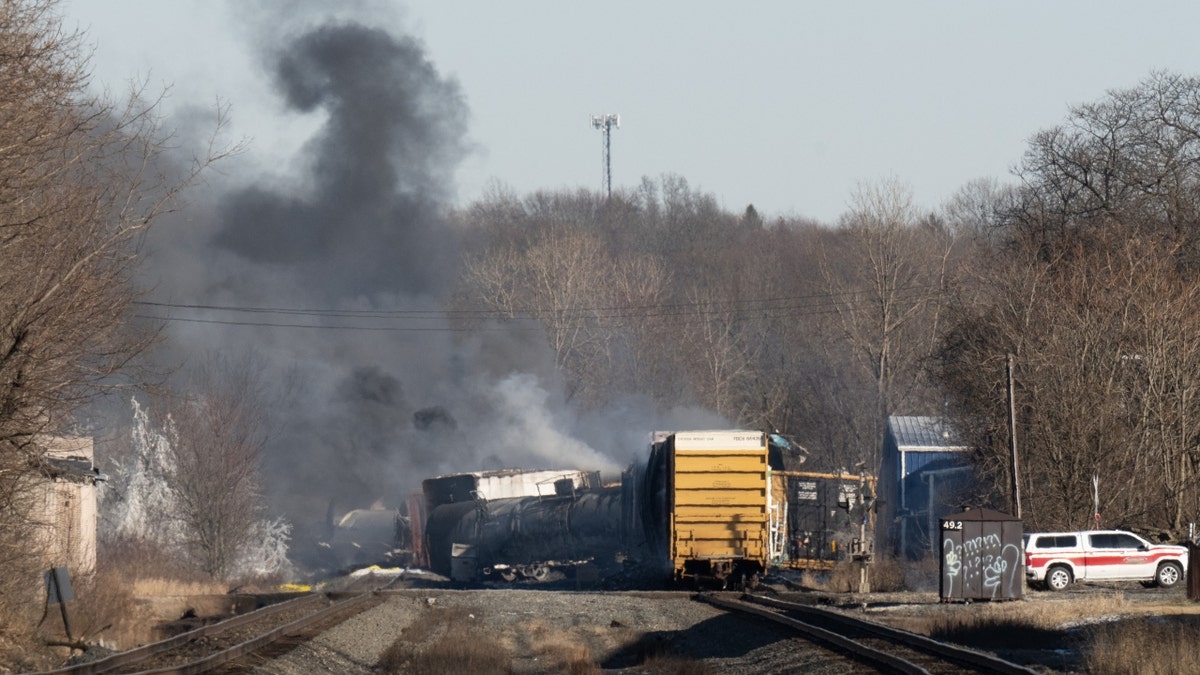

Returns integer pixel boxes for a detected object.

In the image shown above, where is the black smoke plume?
[133,12,726,570]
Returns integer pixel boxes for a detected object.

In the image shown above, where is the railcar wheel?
[531,566,549,581]
[499,569,517,582]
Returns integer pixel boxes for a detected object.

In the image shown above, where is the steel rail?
[740,593,1039,675]
[126,591,378,674]
[37,594,326,675]
[698,592,933,674]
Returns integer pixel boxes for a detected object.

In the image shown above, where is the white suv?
[1024,530,1188,591]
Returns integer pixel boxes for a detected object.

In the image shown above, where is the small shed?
[36,436,104,575]
[938,508,1023,601]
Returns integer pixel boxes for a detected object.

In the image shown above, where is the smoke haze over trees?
[126,6,1200,546]
[9,0,1200,600]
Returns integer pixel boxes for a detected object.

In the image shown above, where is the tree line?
[452,73,1200,538]
[7,5,1200,654]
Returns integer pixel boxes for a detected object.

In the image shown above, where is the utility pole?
[1007,353,1022,519]
[590,113,620,198]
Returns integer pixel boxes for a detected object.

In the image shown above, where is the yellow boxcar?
[661,430,769,587]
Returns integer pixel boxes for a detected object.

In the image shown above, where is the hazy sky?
[63,1,1200,224]
[55,1,1200,541]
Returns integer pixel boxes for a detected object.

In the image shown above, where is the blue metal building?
[878,416,973,558]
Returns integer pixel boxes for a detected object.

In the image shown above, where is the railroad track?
[38,590,383,675]
[698,593,1040,675]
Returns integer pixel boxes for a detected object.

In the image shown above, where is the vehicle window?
[1112,534,1142,548]
[1089,533,1139,549]
[1033,535,1076,549]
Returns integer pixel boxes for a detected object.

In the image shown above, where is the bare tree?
[677,282,763,422]
[936,74,1200,534]
[162,355,271,580]
[460,219,673,405]
[937,226,1200,533]
[0,0,234,617]
[1007,71,1200,262]
[818,179,958,470]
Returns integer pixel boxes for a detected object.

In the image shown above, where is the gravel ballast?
[246,589,867,674]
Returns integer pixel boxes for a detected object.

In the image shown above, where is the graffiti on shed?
[939,508,1023,601]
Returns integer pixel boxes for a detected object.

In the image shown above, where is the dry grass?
[0,604,53,674]
[897,590,1200,673]
[904,592,1132,648]
[0,536,293,671]
[101,538,228,595]
[376,602,711,675]
[797,556,911,593]
[52,568,138,646]
[126,577,228,597]
[0,566,142,671]
[633,634,712,674]
[521,620,603,674]
[377,606,515,675]
[1085,617,1200,675]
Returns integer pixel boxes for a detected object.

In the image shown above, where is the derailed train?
[411,430,874,586]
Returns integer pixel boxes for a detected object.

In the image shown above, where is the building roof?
[950,507,1020,521]
[40,455,105,485]
[37,435,104,485]
[887,415,968,451]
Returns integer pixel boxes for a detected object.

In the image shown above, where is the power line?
[132,284,946,331]
[134,285,940,320]
[132,315,544,332]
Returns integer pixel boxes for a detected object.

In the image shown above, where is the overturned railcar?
[641,430,770,587]
[416,432,775,587]
[421,470,624,581]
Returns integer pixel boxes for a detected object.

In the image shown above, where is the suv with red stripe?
[1024,530,1188,591]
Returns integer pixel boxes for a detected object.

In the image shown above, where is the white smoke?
[474,373,621,474]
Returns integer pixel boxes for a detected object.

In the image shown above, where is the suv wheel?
[1156,562,1183,589]
[1045,565,1072,591]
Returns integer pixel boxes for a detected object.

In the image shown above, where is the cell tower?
[590,113,620,198]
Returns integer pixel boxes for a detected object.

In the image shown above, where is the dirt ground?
[35,568,1200,674]
[246,571,1200,674]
